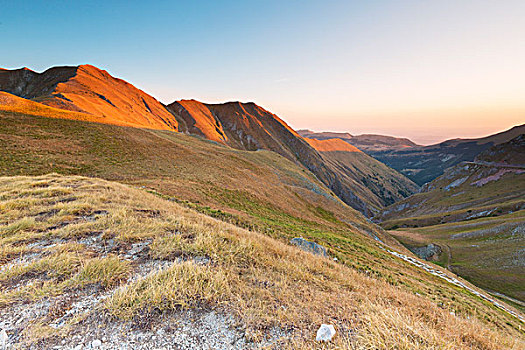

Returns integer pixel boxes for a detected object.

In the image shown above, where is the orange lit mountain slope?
[168,99,228,143]
[305,137,362,152]
[0,65,178,131]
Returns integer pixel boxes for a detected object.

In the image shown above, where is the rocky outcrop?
[290,238,328,256]
[408,243,442,261]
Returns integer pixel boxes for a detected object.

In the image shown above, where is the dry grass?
[74,255,130,288]
[108,262,229,317]
[0,174,523,349]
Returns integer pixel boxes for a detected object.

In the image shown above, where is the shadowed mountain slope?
[0,65,178,130]
[306,138,419,211]
[369,125,525,185]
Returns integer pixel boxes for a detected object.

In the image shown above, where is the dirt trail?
[386,249,525,323]
[465,161,525,170]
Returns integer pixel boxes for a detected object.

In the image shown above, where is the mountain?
[167,100,314,159]
[0,65,179,130]
[368,125,525,185]
[297,129,418,152]
[0,65,420,215]
[167,101,418,216]
[305,138,419,212]
[377,136,525,304]
[169,99,381,215]
[299,126,525,186]
[298,130,354,141]
[168,99,375,215]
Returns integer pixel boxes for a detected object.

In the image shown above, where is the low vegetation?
[0,174,523,348]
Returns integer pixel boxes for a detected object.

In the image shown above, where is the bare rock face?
[290,238,328,257]
[409,243,442,261]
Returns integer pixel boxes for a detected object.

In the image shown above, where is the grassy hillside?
[0,174,523,349]
[0,108,407,267]
[389,211,525,305]
[1,109,524,322]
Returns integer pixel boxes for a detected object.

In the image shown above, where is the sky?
[1,0,524,145]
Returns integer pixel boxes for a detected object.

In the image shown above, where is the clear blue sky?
[2,0,524,144]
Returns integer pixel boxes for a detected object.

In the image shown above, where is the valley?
[379,136,525,307]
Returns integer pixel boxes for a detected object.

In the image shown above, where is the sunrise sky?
[2,0,524,144]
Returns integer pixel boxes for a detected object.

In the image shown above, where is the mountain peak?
[0,64,179,131]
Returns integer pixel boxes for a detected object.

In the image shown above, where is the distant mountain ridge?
[372,124,525,185]
[299,125,525,186]
[298,129,418,152]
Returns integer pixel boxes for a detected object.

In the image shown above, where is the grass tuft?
[106,261,228,318]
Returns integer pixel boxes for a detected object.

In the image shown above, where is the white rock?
[316,324,336,342]
[73,345,83,350]
[0,329,8,349]
[92,339,102,348]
